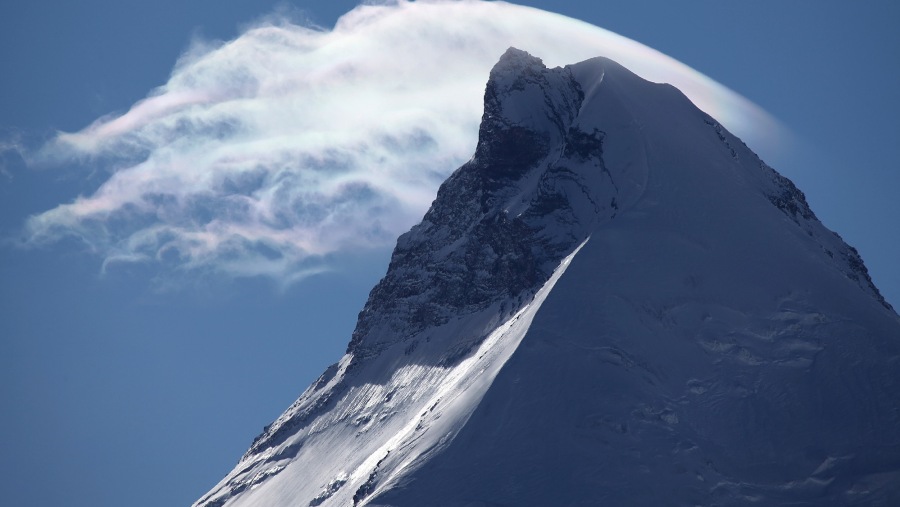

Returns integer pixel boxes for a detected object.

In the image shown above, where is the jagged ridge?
[196,48,900,507]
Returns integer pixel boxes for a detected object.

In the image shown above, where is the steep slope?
[196,49,900,507]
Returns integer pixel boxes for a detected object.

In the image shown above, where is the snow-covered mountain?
[195,48,900,507]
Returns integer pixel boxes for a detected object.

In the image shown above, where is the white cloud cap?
[26,0,782,284]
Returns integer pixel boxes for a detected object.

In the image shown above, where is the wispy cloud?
[0,129,28,180]
[22,0,781,284]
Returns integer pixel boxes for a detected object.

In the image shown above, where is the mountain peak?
[195,50,900,507]
[490,47,545,77]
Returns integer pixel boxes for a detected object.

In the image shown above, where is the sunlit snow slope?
[196,49,900,507]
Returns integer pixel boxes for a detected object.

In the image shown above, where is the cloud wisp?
[24,0,782,285]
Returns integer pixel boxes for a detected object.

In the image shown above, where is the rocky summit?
[196,48,900,507]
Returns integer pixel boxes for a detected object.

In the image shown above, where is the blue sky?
[1,1,898,506]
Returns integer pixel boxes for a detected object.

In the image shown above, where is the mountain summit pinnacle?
[196,49,900,507]
[491,46,544,75]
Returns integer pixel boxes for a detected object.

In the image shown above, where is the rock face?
[195,48,900,507]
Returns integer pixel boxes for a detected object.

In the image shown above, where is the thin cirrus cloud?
[24,0,782,285]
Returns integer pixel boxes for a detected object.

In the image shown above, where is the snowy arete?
[195,48,900,507]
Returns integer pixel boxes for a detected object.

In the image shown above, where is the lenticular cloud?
[25,0,780,283]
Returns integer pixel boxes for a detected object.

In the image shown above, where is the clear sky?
[1,2,897,506]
